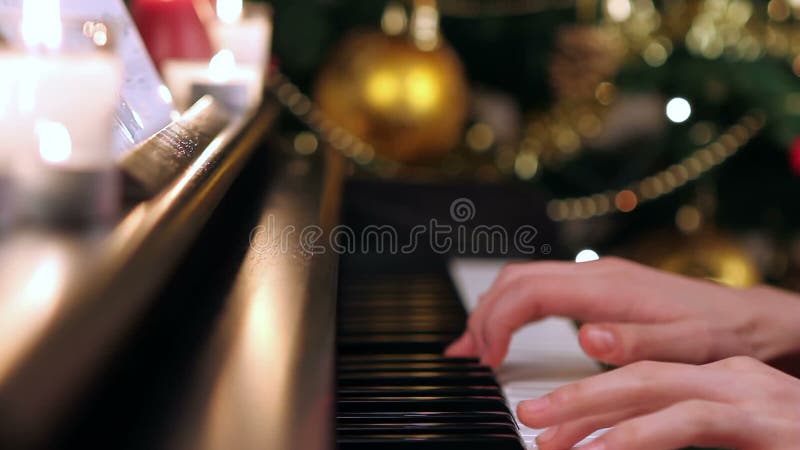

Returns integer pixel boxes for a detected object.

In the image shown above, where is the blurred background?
[257,3,800,439]
[132,0,800,290]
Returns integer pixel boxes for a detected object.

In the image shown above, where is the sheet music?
[0,0,176,156]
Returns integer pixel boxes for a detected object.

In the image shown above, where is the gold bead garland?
[546,111,766,221]
[272,72,379,166]
[270,71,765,222]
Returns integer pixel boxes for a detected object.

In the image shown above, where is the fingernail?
[585,326,616,354]
[519,396,550,414]
[580,441,605,450]
[536,426,558,443]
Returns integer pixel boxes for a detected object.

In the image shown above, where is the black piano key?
[338,372,499,387]
[337,434,525,450]
[337,396,509,413]
[336,271,523,449]
[337,422,518,435]
[338,355,479,364]
[338,386,502,397]
[336,411,517,425]
[338,367,492,375]
[339,327,465,335]
[340,304,462,312]
[338,330,463,338]
[339,319,464,327]
[338,361,489,372]
[338,336,459,354]
[339,317,463,327]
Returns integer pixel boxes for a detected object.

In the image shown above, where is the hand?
[519,356,800,450]
[446,257,800,367]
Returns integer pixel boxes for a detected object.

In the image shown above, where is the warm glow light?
[365,70,399,109]
[0,71,13,117]
[666,97,692,123]
[21,0,63,50]
[412,4,439,50]
[381,2,408,36]
[606,0,632,22]
[82,21,109,47]
[0,243,68,383]
[217,0,244,24]
[92,23,109,47]
[575,249,600,263]
[676,205,702,233]
[293,131,319,155]
[35,120,72,164]
[615,189,638,212]
[405,68,438,112]
[209,49,236,83]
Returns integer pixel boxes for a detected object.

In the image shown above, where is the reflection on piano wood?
[1,98,608,449]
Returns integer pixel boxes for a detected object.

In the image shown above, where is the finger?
[535,406,650,450]
[517,361,728,428]
[476,273,616,367]
[477,260,594,306]
[454,262,578,365]
[446,288,504,359]
[578,320,715,366]
[444,332,476,357]
[478,264,668,367]
[463,262,581,362]
[580,400,754,450]
[475,258,681,367]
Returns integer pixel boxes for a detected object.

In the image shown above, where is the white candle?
[2,53,122,171]
[0,0,123,225]
[209,0,272,80]
[162,49,260,114]
[0,168,7,230]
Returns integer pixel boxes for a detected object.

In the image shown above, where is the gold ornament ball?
[628,230,760,288]
[314,30,469,164]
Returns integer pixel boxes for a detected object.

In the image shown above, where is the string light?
[676,205,702,234]
[666,97,692,123]
[575,249,600,263]
[293,132,319,155]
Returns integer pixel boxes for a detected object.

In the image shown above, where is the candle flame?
[35,120,72,164]
[21,0,63,50]
[217,0,243,24]
[83,21,110,47]
[209,49,236,83]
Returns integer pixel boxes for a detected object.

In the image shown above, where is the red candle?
[131,0,214,70]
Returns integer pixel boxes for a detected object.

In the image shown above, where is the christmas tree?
[264,0,800,290]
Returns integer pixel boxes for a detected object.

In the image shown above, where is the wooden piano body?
[0,98,602,450]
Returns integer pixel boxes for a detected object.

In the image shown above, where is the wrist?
[745,285,800,361]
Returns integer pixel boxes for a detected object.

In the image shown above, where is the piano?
[336,257,604,450]
[0,96,602,450]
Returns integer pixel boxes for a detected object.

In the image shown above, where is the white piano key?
[449,258,608,450]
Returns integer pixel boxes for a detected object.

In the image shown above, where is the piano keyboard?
[336,258,605,449]
[449,258,606,449]
[336,272,525,450]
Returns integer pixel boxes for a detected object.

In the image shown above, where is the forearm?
[746,285,800,362]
